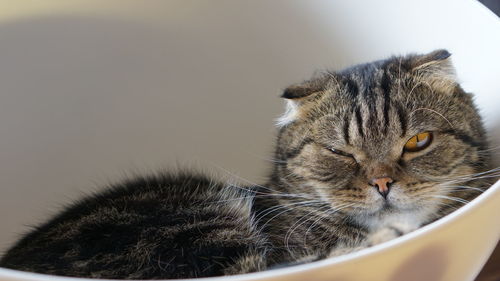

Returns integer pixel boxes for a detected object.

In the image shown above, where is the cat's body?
[0,50,495,279]
[0,174,269,278]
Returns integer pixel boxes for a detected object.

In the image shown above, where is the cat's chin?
[352,203,426,233]
[356,203,402,218]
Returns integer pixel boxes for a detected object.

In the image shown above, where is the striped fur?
[0,50,496,278]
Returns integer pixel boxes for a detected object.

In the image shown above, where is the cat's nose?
[369,177,394,199]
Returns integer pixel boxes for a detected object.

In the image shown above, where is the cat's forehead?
[338,59,388,83]
[311,60,452,154]
[280,50,478,153]
[333,59,403,101]
[315,63,406,136]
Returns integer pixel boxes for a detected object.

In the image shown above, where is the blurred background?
[0,1,498,279]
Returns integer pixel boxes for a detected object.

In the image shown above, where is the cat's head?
[273,50,492,229]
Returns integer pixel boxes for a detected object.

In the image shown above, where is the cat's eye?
[328,148,354,158]
[404,132,433,152]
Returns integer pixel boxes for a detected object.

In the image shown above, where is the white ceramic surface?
[0,1,499,281]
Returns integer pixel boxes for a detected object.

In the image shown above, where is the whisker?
[453,167,500,178]
[204,192,314,205]
[324,70,343,94]
[444,189,481,194]
[208,162,293,195]
[476,145,500,153]
[435,167,500,186]
[284,203,354,251]
[429,195,470,205]
[431,199,462,213]
[441,173,500,185]
[405,77,434,106]
[256,200,325,229]
[405,81,426,106]
[255,200,317,222]
[411,107,454,129]
[229,183,314,200]
[258,202,321,231]
[302,203,355,247]
[284,204,333,250]
[439,185,485,193]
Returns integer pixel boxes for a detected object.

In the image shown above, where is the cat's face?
[274,50,490,230]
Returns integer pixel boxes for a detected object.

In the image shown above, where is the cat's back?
[0,172,268,279]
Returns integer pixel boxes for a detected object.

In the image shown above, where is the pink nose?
[369,177,394,198]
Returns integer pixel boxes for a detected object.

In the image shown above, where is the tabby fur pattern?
[1,50,495,279]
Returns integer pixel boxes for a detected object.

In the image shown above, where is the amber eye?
[404,132,433,152]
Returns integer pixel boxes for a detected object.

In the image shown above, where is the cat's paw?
[327,246,365,258]
[366,222,417,247]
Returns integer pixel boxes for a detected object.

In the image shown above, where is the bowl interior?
[0,1,499,281]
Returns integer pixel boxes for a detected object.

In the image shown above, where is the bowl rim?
[0,0,499,280]
[1,179,499,281]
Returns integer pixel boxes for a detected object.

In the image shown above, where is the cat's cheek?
[385,185,413,205]
[403,139,469,178]
[291,149,357,184]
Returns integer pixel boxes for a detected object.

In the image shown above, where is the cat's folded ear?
[281,78,326,100]
[277,76,327,127]
[407,49,458,94]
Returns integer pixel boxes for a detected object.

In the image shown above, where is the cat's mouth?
[358,198,420,217]
[381,201,394,211]
[370,201,398,215]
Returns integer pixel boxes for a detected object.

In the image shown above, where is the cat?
[0,49,495,279]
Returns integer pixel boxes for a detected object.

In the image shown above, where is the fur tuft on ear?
[408,49,457,94]
[276,99,300,127]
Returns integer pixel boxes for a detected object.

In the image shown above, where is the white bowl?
[0,1,499,281]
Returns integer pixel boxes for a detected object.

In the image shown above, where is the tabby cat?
[0,50,495,279]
